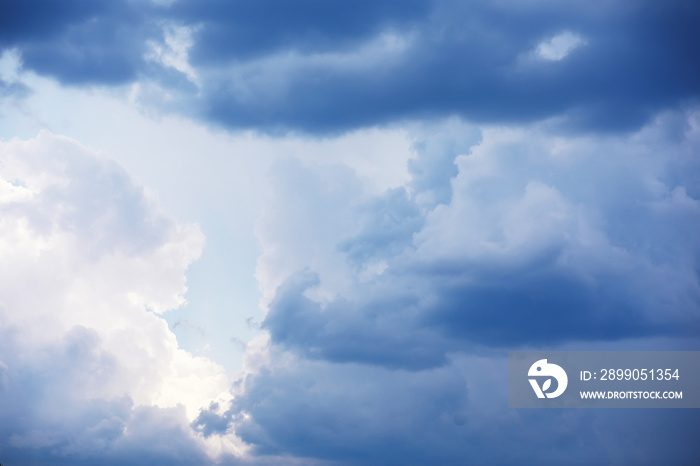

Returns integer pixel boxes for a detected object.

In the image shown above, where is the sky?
[0,0,699,464]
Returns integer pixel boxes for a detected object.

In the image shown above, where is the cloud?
[0,132,236,464]
[4,2,700,464]
[201,108,700,463]
[167,0,700,133]
[145,24,200,86]
[256,111,700,372]
[0,327,213,466]
[220,349,700,465]
[2,0,699,133]
[229,353,470,463]
[170,0,430,63]
[535,31,587,61]
[0,0,155,85]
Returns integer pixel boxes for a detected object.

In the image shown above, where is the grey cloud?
[3,1,699,134]
[408,123,482,207]
[222,353,700,464]
[229,358,469,464]
[170,0,431,64]
[194,0,700,133]
[338,187,423,267]
[263,270,450,370]
[0,326,211,466]
[259,111,700,371]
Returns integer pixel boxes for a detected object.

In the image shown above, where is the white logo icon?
[528,359,568,398]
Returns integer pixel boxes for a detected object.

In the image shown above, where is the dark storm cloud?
[263,270,451,370]
[0,0,158,85]
[0,0,109,44]
[216,353,700,465]
[196,0,700,133]
[262,260,693,371]
[424,266,659,345]
[2,0,699,132]
[228,359,472,464]
[169,0,431,63]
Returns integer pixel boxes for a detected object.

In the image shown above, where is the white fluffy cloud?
[0,132,238,463]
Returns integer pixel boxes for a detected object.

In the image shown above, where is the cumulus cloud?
[213,108,700,462]
[256,111,700,370]
[220,347,700,465]
[0,132,236,464]
[3,1,700,464]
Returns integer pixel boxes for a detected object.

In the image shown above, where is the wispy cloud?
[535,31,587,61]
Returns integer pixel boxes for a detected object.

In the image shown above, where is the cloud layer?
[2,0,699,133]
